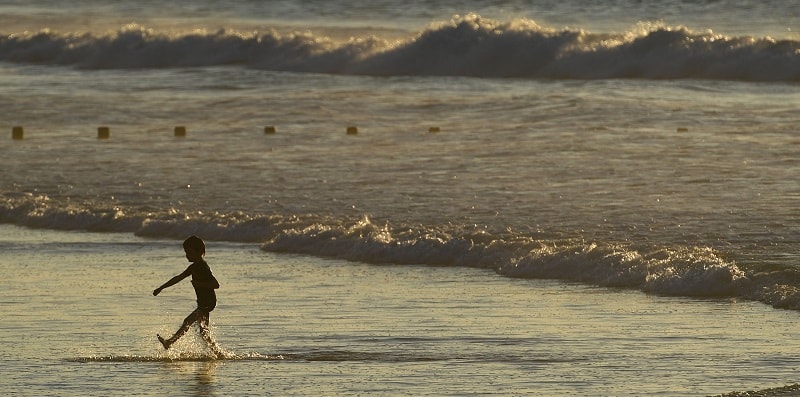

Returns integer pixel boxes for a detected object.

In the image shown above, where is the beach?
[3,225,800,396]
[1,0,799,395]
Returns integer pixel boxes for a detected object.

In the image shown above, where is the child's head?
[183,235,206,257]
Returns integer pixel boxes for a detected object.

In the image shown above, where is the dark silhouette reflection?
[193,360,218,397]
[165,360,219,397]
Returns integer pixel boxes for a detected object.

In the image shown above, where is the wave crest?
[3,194,800,310]
[1,15,797,81]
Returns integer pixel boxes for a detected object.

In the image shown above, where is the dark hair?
[183,235,205,253]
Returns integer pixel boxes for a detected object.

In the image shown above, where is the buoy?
[677,127,689,132]
[174,126,186,137]
[428,127,440,133]
[264,126,276,134]
[97,126,110,139]
[346,126,358,135]
[12,126,23,140]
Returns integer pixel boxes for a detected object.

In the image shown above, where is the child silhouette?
[153,235,221,355]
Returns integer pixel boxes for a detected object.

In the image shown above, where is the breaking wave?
[1,14,798,81]
[4,193,800,312]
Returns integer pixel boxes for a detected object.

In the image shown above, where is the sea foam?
[1,15,797,81]
[2,194,799,311]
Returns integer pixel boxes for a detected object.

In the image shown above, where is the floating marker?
[264,126,276,134]
[12,126,23,140]
[346,126,358,135]
[97,126,110,139]
[174,126,186,137]
[677,127,689,132]
[428,127,440,133]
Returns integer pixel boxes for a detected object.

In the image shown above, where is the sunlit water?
[1,1,799,396]
[3,225,800,396]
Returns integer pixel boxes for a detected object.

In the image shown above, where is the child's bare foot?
[157,334,170,349]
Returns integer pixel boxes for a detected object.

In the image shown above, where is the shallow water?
[4,225,800,396]
[1,1,799,395]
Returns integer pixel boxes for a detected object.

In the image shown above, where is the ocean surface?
[1,0,799,395]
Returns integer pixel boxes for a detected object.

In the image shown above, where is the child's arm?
[153,268,191,296]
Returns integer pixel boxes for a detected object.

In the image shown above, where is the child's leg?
[158,309,201,349]
[198,311,222,355]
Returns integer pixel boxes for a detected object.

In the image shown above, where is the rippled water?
[2,1,799,395]
[4,225,800,396]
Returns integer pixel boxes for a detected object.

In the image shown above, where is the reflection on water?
[165,361,218,397]
[9,227,800,396]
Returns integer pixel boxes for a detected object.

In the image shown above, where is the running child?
[153,235,221,354]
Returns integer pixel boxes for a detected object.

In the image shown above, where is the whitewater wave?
[1,14,797,81]
[3,193,800,311]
